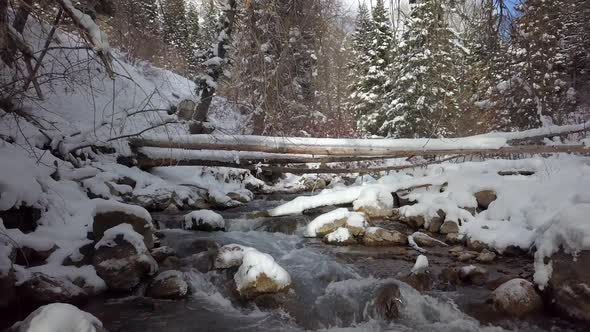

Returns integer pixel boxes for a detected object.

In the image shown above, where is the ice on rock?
[411,255,429,274]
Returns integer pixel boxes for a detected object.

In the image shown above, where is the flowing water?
[84,194,584,332]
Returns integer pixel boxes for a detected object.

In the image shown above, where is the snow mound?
[14,303,103,332]
[183,210,225,230]
[92,199,152,223]
[353,186,393,210]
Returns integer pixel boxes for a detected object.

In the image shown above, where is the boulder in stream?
[374,283,402,321]
[146,270,189,299]
[546,251,590,322]
[323,227,357,246]
[490,278,542,317]
[92,224,158,291]
[304,208,367,238]
[234,248,292,299]
[362,227,407,246]
[183,210,225,232]
[92,199,155,249]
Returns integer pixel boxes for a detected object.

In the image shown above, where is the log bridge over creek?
[128,123,590,175]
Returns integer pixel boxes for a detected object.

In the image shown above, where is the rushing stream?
[83,194,584,332]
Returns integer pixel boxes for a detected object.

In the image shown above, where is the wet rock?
[188,239,220,254]
[323,227,357,246]
[18,273,87,305]
[227,190,254,204]
[490,278,542,317]
[93,209,154,249]
[176,99,196,120]
[445,232,464,245]
[0,205,41,233]
[401,272,433,292]
[476,249,497,263]
[457,252,478,262]
[146,270,188,299]
[362,227,407,246]
[427,210,446,233]
[438,267,460,287]
[466,238,488,252]
[458,265,488,285]
[474,190,497,209]
[547,251,590,322]
[133,191,173,211]
[92,230,158,291]
[394,190,416,207]
[314,217,347,238]
[15,244,58,266]
[11,303,106,332]
[440,220,459,234]
[214,244,246,269]
[400,215,425,229]
[63,242,95,267]
[412,232,446,248]
[183,210,225,232]
[151,246,176,263]
[374,283,402,320]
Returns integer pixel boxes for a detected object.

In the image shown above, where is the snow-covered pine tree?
[353,0,394,136]
[201,0,219,50]
[161,0,190,52]
[381,0,464,138]
[492,0,575,130]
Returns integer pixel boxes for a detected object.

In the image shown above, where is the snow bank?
[0,144,44,210]
[15,303,103,332]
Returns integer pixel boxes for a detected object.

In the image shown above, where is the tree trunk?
[13,0,33,33]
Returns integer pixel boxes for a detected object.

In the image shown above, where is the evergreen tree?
[381,0,463,138]
[352,0,394,135]
[201,0,219,49]
[492,0,575,130]
[161,0,190,52]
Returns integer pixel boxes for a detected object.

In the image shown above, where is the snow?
[411,255,429,274]
[16,303,103,332]
[234,248,292,293]
[0,143,44,210]
[304,208,367,237]
[352,186,394,210]
[325,227,353,243]
[183,210,225,230]
[94,223,147,253]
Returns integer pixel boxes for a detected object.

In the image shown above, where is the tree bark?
[13,0,33,33]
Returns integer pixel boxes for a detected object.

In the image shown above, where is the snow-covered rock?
[227,189,254,203]
[304,208,368,238]
[92,199,155,249]
[362,227,407,246]
[146,270,188,299]
[18,273,87,305]
[183,210,225,232]
[353,187,394,218]
[11,303,105,332]
[490,278,543,317]
[323,227,357,245]
[0,241,16,307]
[439,220,459,234]
[411,255,429,275]
[93,224,158,291]
[214,244,247,269]
[234,248,292,299]
[410,232,447,248]
[151,246,177,263]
